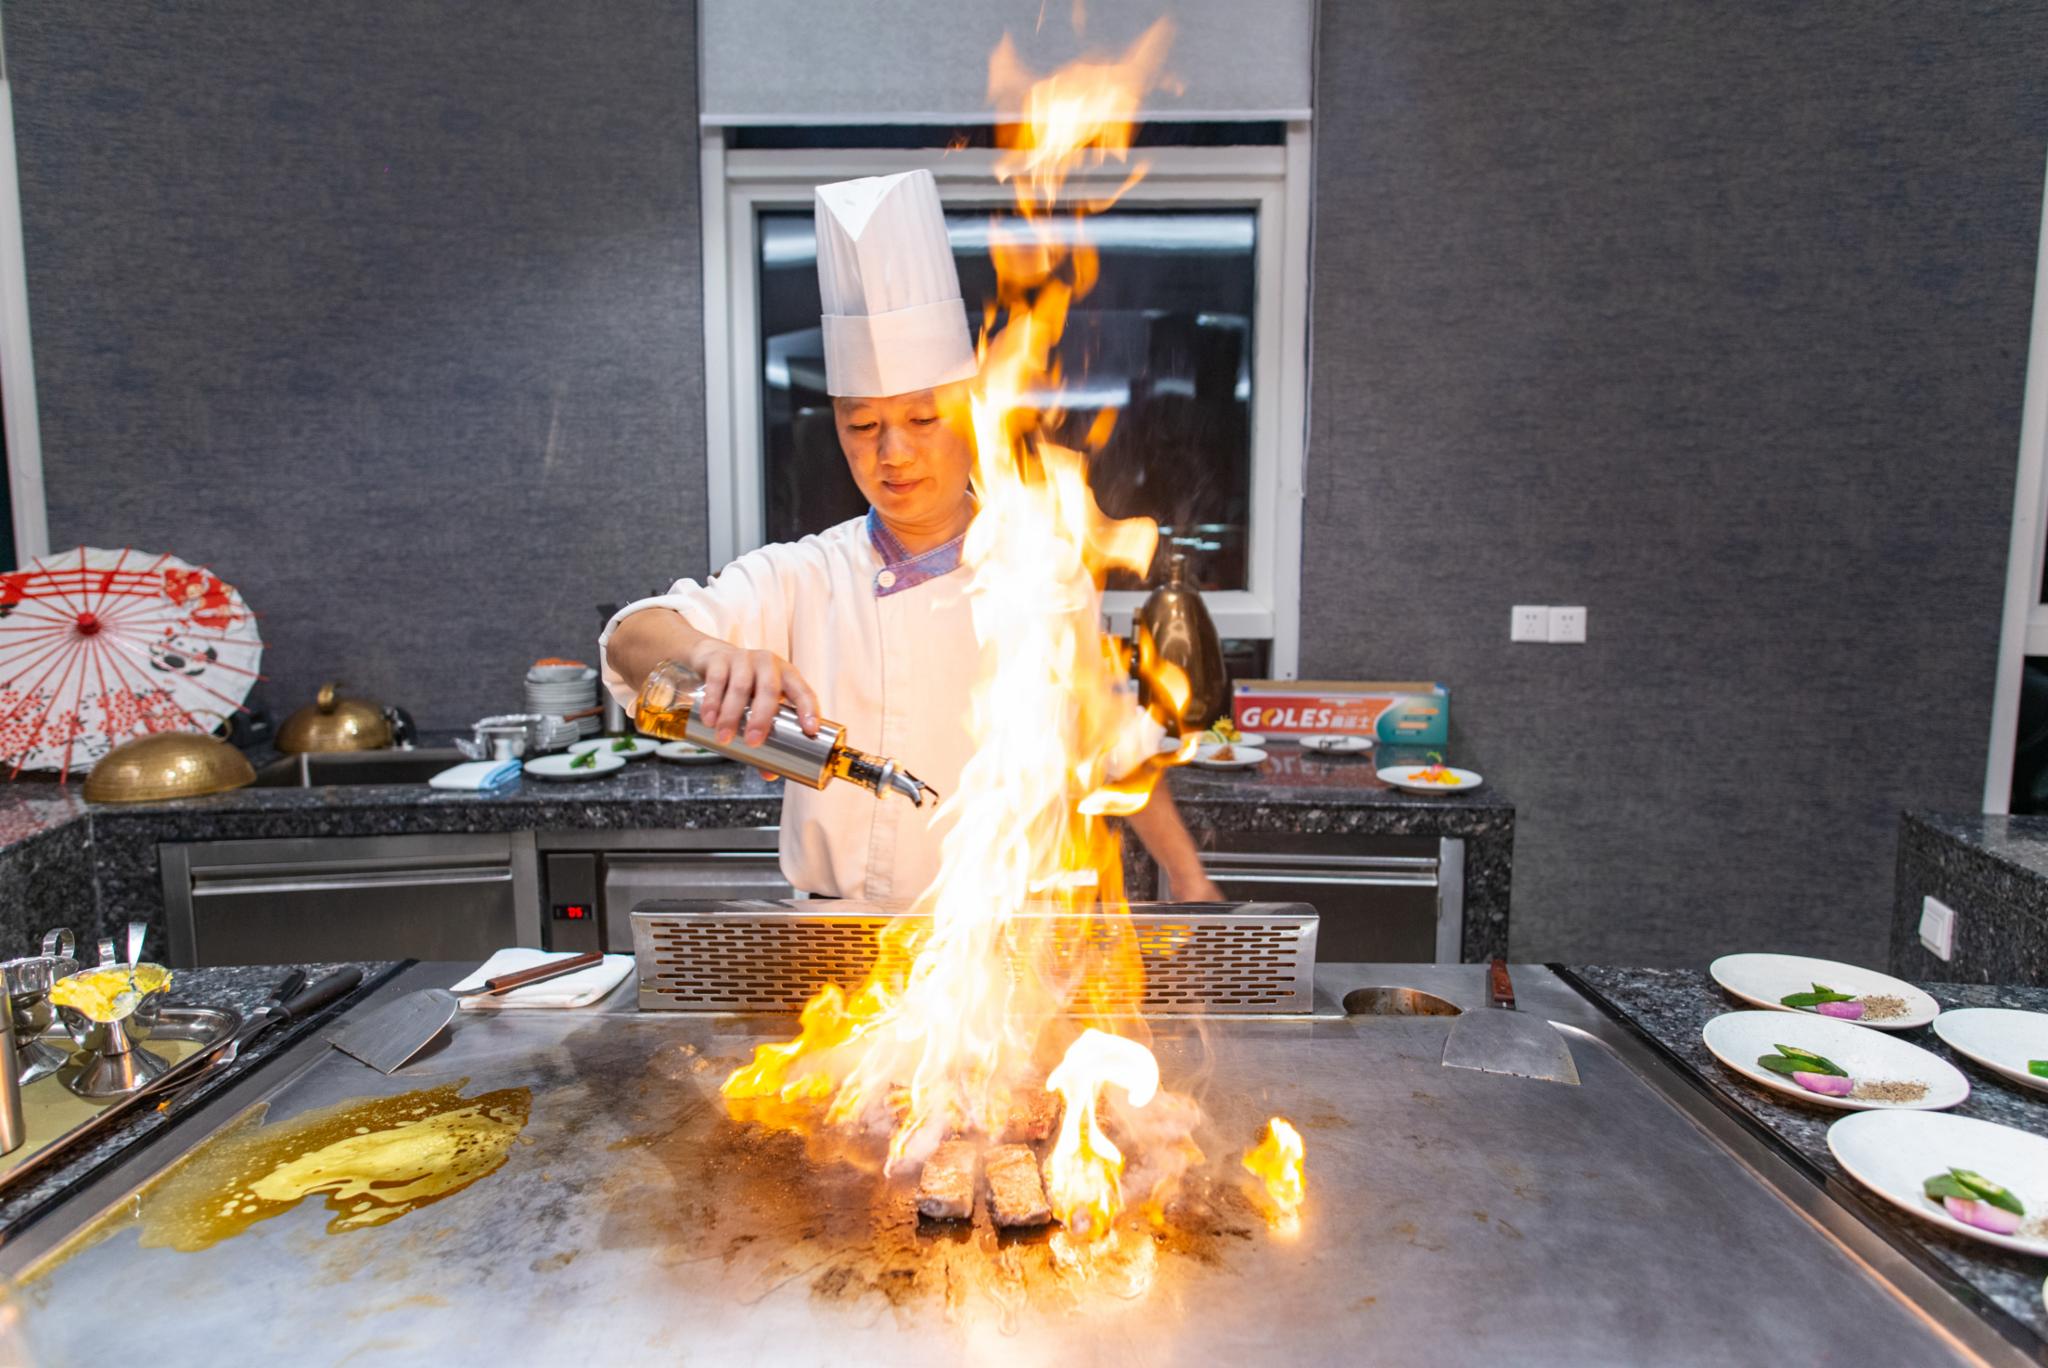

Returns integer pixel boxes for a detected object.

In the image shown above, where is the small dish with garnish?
[570,736,660,761]
[1930,1007,2048,1095]
[1829,1111,2048,1256]
[1709,952,1939,1031]
[1701,1010,1969,1111]
[1191,743,1267,771]
[1377,756,1482,794]
[523,750,626,781]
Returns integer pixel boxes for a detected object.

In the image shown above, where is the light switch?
[1511,605,1551,642]
[1549,606,1587,643]
[1918,894,1956,961]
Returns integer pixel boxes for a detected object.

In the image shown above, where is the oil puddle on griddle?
[22,1080,533,1274]
[135,1081,533,1251]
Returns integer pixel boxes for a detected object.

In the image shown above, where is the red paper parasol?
[0,547,264,779]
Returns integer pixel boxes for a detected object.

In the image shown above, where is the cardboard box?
[1232,680,1448,745]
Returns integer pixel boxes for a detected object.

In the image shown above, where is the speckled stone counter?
[0,961,399,1235]
[0,742,1514,963]
[1895,812,2048,985]
[1567,965,2048,1351]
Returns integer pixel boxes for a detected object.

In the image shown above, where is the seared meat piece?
[984,1143,1052,1228]
[1000,1087,1063,1144]
[915,1140,978,1221]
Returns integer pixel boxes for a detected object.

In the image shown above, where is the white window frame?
[699,127,1311,677]
[1985,151,2048,812]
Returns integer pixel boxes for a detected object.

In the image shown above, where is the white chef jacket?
[599,512,981,903]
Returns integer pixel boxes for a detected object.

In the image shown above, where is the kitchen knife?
[328,951,604,1075]
[1440,959,1581,1086]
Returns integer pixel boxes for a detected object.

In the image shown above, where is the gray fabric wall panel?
[6,2,705,730]
[1309,3,2048,963]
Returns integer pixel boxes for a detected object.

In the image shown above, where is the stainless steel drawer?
[164,833,542,966]
[599,851,793,953]
[1165,835,1464,964]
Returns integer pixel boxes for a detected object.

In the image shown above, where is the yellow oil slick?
[135,1082,531,1252]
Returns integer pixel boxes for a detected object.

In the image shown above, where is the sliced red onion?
[1815,1000,1864,1019]
[1792,1070,1854,1096]
[1944,1196,2023,1235]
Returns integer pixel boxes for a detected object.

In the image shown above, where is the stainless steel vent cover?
[630,899,1318,1015]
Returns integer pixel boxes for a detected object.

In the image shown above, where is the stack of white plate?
[525,664,600,737]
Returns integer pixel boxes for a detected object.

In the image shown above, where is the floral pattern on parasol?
[0,547,263,778]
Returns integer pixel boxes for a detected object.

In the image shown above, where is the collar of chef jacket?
[865,507,966,597]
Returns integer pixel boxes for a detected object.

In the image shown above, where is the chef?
[601,168,1219,905]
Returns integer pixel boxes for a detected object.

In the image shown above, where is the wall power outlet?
[1918,894,1956,961]
[1511,605,1550,642]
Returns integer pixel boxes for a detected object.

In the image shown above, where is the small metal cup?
[51,962,173,1098]
[1,930,82,1085]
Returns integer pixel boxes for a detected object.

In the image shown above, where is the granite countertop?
[1568,965,2048,1350]
[0,738,1510,859]
[1907,812,2048,883]
[0,961,399,1236]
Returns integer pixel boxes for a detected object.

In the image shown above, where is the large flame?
[721,16,1296,1257]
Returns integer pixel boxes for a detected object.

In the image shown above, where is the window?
[701,129,1309,674]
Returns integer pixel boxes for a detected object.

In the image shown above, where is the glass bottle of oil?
[633,659,936,806]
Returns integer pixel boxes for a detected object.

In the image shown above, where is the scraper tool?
[1441,958,1581,1086]
[329,951,603,1074]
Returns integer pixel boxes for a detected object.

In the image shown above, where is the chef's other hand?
[688,640,820,747]
[1177,872,1225,902]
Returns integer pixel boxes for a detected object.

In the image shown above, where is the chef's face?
[833,385,975,538]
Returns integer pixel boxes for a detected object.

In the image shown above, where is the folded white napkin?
[453,948,634,1010]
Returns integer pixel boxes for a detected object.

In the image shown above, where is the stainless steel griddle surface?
[0,966,2000,1366]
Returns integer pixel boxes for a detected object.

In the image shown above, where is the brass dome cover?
[276,681,393,753]
[83,732,256,803]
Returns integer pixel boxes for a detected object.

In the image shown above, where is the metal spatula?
[329,951,604,1074]
[1441,959,1580,1086]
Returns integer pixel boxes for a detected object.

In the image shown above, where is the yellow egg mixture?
[49,964,172,1020]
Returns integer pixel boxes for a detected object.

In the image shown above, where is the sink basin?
[253,748,472,787]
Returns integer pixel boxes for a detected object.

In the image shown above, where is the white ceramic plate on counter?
[1377,764,1482,794]
[522,751,626,781]
[1829,1111,2048,1257]
[569,737,659,760]
[655,740,724,764]
[1298,733,1374,754]
[1190,744,1266,770]
[1709,952,1939,1031]
[1701,1011,1969,1111]
[1931,1008,2048,1094]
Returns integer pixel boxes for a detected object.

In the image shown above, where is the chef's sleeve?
[1102,684,1169,782]
[597,544,799,710]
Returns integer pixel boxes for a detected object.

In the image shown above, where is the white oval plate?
[1377,764,1482,794]
[569,737,659,760]
[522,751,626,781]
[1709,952,1940,1031]
[1931,1008,2048,1094]
[1829,1110,2048,1257]
[1191,744,1266,770]
[655,740,724,764]
[1700,1011,1969,1111]
[1299,733,1374,753]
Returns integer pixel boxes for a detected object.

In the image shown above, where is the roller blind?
[699,0,1314,126]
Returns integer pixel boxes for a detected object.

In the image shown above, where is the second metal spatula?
[330,951,604,1074]
[1441,958,1581,1086]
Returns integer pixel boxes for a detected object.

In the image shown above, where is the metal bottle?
[633,660,937,806]
[1136,552,1229,730]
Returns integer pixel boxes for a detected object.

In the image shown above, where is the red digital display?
[554,903,590,921]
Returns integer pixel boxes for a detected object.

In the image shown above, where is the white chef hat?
[814,169,978,398]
